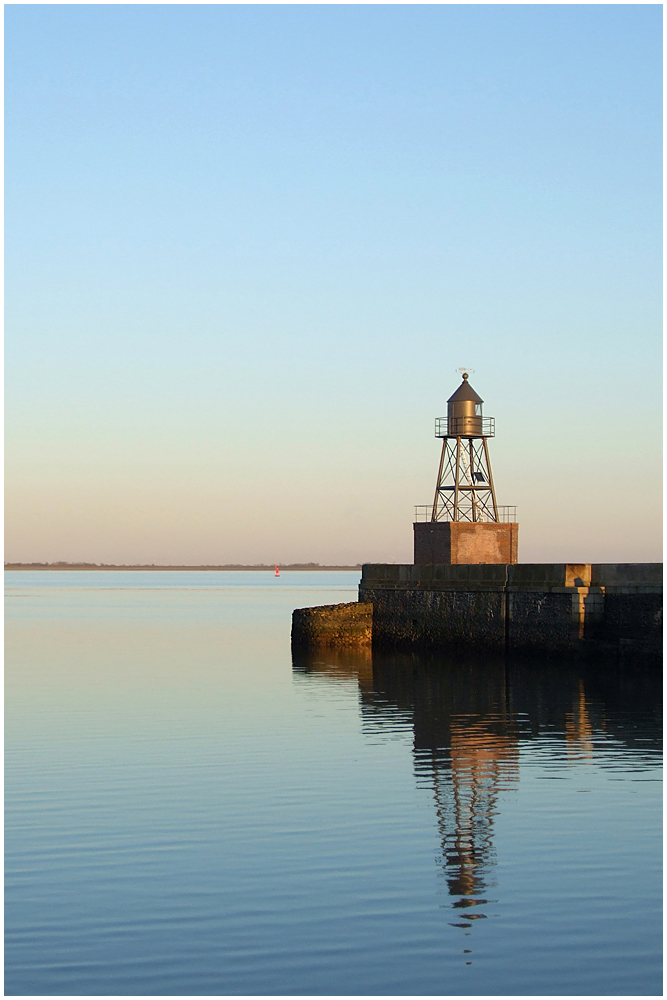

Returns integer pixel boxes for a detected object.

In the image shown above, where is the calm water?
[5,571,662,995]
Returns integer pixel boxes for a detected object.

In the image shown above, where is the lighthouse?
[413,372,518,565]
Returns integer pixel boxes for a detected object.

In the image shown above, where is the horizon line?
[4,562,365,571]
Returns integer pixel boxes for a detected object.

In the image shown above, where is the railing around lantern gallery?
[435,416,495,438]
[414,505,517,523]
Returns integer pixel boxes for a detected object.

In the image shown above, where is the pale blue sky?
[6,4,662,564]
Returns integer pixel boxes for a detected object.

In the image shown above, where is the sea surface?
[5,571,662,996]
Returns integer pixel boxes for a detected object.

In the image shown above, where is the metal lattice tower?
[431,373,498,523]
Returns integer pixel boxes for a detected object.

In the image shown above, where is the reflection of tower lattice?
[296,650,522,910]
[426,722,519,901]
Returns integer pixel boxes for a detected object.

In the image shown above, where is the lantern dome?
[447,373,484,436]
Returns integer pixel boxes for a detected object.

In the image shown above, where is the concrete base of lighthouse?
[414,521,518,565]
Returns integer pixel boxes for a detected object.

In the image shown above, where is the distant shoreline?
[4,563,363,572]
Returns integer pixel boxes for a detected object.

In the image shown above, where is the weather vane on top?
[456,366,475,380]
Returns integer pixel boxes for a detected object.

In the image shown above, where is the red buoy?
[275,565,280,577]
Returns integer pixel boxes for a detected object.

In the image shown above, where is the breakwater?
[291,562,662,661]
[291,601,372,647]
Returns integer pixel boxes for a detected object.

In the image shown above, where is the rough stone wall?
[587,563,663,656]
[588,594,662,654]
[291,601,372,648]
[360,588,506,651]
[506,591,584,653]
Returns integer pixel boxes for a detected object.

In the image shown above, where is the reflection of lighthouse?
[292,647,658,937]
[294,647,521,914]
[407,660,520,913]
[426,722,519,908]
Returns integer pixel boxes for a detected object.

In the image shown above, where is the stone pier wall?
[357,562,662,659]
[291,563,662,662]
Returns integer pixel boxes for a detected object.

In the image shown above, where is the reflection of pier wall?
[292,644,374,691]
